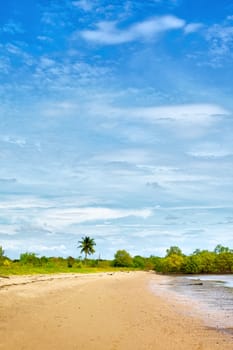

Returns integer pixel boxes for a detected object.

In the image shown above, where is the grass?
[0,264,137,276]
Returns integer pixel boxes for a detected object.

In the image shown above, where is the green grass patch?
[0,264,137,276]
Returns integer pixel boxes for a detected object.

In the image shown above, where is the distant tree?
[113,250,133,267]
[78,236,96,262]
[40,256,49,265]
[20,252,40,266]
[192,248,201,255]
[0,246,5,265]
[162,254,185,273]
[214,244,231,254]
[0,246,4,259]
[67,256,75,268]
[194,250,216,273]
[133,255,146,269]
[183,255,203,274]
[166,246,183,257]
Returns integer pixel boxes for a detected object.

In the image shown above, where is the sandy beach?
[0,271,232,350]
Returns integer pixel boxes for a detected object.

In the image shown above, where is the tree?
[113,250,133,267]
[161,254,185,273]
[133,255,146,269]
[214,244,231,254]
[166,246,183,257]
[20,252,40,266]
[0,246,4,259]
[0,246,5,265]
[78,236,96,262]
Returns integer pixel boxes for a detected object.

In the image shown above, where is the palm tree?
[78,236,96,263]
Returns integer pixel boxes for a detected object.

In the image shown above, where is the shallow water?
[150,274,233,331]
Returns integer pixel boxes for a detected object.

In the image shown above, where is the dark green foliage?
[113,250,133,267]
[214,244,232,254]
[166,246,183,257]
[0,246,4,265]
[183,255,202,274]
[215,252,233,273]
[78,236,96,261]
[40,256,49,265]
[67,256,75,268]
[133,255,146,269]
[20,252,40,266]
[0,246,4,258]
[150,256,163,272]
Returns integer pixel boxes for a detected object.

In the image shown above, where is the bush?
[133,255,146,269]
[20,252,40,266]
[67,256,75,268]
[96,260,111,268]
[113,250,133,267]
[3,259,11,267]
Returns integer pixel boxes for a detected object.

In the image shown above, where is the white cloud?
[188,143,233,158]
[92,149,151,164]
[27,244,67,253]
[90,103,229,132]
[37,35,53,42]
[205,20,233,62]
[72,0,93,11]
[127,104,228,123]
[1,20,24,34]
[0,224,18,236]
[4,43,34,66]
[1,135,26,147]
[184,22,203,34]
[37,207,152,228]
[0,197,52,210]
[80,15,186,44]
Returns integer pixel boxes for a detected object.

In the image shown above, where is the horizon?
[0,0,233,259]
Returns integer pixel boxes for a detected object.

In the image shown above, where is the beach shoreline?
[0,271,232,349]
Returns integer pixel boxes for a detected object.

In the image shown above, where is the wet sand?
[0,271,232,350]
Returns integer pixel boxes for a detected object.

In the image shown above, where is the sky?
[0,0,233,259]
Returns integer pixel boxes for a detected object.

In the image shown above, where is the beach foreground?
[0,271,232,350]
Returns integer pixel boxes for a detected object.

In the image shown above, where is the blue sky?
[0,0,233,259]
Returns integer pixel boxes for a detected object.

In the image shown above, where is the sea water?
[150,274,233,332]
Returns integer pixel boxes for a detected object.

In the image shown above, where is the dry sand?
[0,271,232,350]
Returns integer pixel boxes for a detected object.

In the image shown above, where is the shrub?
[113,250,133,267]
[67,256,75,268]
[20,252,40,266]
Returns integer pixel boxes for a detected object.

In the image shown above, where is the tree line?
[1,240,233,274]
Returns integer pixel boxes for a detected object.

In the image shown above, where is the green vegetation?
[0,246,4,259]
[1,243,233,276]
[113,250,133,267]
[78,236,96,262]
[153,245,233,274]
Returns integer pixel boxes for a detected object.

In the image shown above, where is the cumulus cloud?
[79,15,186,44]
